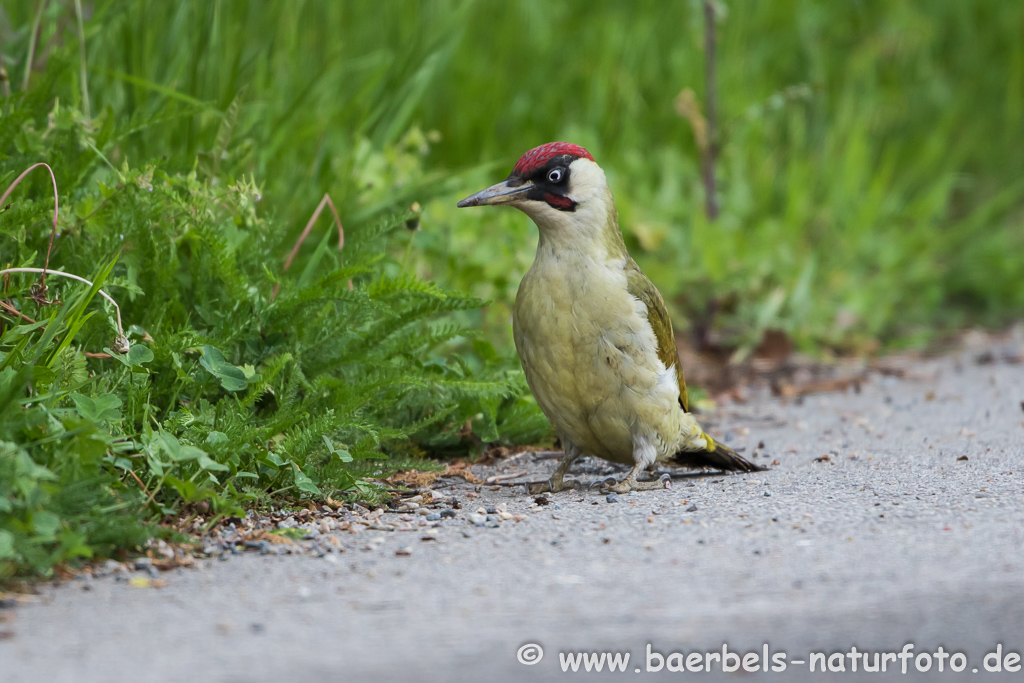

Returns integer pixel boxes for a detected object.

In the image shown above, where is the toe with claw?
[599,468,671,493]
[526,477,580,495]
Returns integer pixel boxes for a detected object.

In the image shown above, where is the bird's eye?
[547,168,564,184]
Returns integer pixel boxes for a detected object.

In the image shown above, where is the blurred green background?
[5,0,1022,357]
[2,0,1023,580]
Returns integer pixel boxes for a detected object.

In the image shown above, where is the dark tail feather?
[672,436,765,473]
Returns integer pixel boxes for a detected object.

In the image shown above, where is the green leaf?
[290,462,321,495]
[153,432,206,463]
[70,392,123,424]
[199,346,249,392]
[166,476,203,502]
[31,511,62,539]
[198,455,229,472]
[206,431,229,446]
[103,348,131,367]
[321,435,353,462]
[127,344,155,366]
[0,530,15,559]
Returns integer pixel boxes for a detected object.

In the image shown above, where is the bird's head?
[458,142,621,251]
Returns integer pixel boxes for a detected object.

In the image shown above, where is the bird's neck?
[526,186,628,264]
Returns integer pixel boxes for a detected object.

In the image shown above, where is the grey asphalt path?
[2,342,1023,683]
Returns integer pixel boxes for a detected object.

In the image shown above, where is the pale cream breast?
[513,247,685,465]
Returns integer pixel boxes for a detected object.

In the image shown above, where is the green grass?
[0,104,543,580]
[0,0,1022,579]
[6,1,1022,352]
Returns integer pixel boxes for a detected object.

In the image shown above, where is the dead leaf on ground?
[772,375,865,400]
[243,529,296,545]
[388,459,484,488]
[444,462,484,484]
[387,470,441,488]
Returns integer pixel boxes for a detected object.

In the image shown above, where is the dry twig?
[272,193,346,300]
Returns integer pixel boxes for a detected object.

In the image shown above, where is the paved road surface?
[2,342,1023,682]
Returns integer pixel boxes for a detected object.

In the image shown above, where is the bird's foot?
[599,472,671,494]
[526,477,581,495]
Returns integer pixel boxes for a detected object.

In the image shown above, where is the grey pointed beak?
[457,179,533,208]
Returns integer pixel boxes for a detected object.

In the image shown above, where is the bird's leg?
[528,449,580,494]
[600,435,671,493]
[601,464,671,493]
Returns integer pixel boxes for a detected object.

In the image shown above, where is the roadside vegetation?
[1,0,1021,580]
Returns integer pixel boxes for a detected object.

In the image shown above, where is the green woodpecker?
[458,142,762,494]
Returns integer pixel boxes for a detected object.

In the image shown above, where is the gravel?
[2,343,1023,682]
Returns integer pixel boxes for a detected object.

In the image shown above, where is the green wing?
[624,258,689,412]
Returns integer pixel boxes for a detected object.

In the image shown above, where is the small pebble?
[440,509,456,519]
[425,513,441,521]
[686,504,698,512]
[396,546,412,556]
[606,493,619,503]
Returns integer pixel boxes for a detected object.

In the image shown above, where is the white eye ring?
[547,168,563,183]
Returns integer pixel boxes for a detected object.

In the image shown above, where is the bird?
[458,142,762,494]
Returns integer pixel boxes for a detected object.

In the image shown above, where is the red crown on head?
[513,142,594,176]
